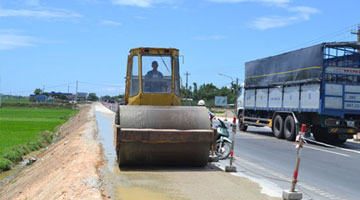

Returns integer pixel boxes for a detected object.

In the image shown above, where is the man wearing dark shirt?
[146,61,163,78]
[145,61,164,92]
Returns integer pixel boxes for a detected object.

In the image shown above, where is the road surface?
[214,119,360,200]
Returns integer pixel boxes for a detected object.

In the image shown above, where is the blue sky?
[0,0,359,97]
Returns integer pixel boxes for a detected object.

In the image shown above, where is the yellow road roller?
[114,47,214,166]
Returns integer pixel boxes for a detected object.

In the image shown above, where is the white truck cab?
[236,83,245,117]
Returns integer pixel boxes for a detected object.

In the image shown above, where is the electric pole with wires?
[351,24,360,42]
[184,72,191,105]
[351,24,360,53]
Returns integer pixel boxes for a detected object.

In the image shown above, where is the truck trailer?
[237,42,360,144]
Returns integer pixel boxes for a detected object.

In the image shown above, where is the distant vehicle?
[237,42,360,144]
[118,98,125,105]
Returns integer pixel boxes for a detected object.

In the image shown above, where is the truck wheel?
[273,115,284,139]
[312,126,329,143]
[238,113,248,132]
[329,135,347,144]
[284,115,296,141]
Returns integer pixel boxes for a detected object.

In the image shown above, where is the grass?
[1,102,74,109]
[0,107,78,171]
[1,98,30,103]
[209,109,225,114]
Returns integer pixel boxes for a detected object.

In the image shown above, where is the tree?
[87,93,99,101]
[59,95,67,100]
[34,88,42,95]
[102,95,111,101]
[192,82,199,100]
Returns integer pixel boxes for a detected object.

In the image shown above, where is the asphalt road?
[214,119,360,200]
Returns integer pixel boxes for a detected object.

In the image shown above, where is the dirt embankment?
[0,105,103,200]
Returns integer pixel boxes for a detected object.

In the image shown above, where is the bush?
[22,145,30,154]
[37,139,45,148]
[0,133,54,172]
[3,150,22,163]
[0,158,11,171]
[28,141,41,151]
[12,146,27,156]
[40,134,53,145]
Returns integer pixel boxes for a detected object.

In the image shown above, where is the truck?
[237,42,360,144]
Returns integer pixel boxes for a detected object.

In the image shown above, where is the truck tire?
[284,115,296,141]
[238,113,248,132]
[329,135,347,144]
[273,115,284,139]
[312,126,329,143]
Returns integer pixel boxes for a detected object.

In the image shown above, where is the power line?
[44,82,77,90]
[276,23,359,54]
[184,71,191,105]
[1,81,77,95]
[78,81,123,87]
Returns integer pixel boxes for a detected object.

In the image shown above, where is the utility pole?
[184,72,191,105]
[351,24,360,52]
[68,86,70,93]
[75,80,78,103]
[43,85,45,93]
[235,78,239,109]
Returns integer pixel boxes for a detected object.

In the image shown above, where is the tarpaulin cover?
[245,44,324,88]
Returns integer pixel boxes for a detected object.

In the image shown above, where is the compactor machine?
[114,47,214,166]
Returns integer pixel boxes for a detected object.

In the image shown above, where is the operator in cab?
[145,61,164,92]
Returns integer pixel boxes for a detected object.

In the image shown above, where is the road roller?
[114,47,214,166]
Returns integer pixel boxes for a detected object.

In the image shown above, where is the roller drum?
[116,106,213,166]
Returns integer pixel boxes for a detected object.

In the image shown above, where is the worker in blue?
[146,61,163,79]
[144,61,164,92]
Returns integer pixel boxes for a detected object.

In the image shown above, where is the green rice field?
[1,98,30,103]
[0,107,78,155]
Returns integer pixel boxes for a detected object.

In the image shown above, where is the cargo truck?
[237,42,360,144]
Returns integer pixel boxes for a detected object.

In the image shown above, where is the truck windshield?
[142,55,172,93]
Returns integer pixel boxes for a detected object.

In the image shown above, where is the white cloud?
[0,8,82,18]
[252,16,296,30]
[209,0,319,30]
[193,35,226,40]
[110,0,173,7]
[0,30,35,50]
[251,6,319,30]
[101,20,122,26]
[289,6,319,20]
